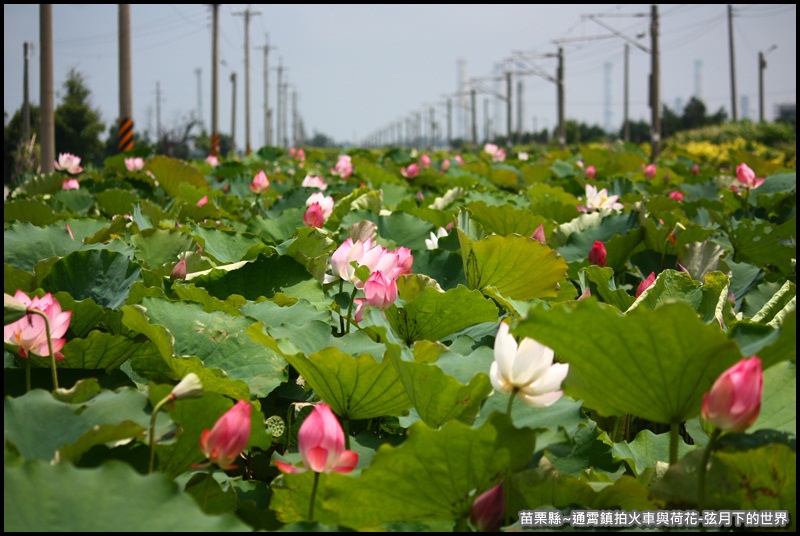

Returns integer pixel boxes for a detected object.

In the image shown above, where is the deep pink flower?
[124,157,145,172]
[196,195,209,207]
[691,163,700,175]
[55,153,83,174]
[585,165,596,180]
[4,291,71,361]
[199,401,252,470]
[588,241,607,268]
[206,155,220,167]
[170,258,187,281]
[419,154,432,168]
[250,170,270,194]
[643,164,657,179]
[636,272,656,297]
[303,203,326,228]
[275,403,358,474]
[531,224,546,244]
[455,155,464,166]
[305,193,334,220]
[364,271,398,310]
[701,356,762,433]
[401,163,419,179]
[62,178,80,190]
[441,159,451,172]
[668,191,684,202]
[470,483,505,532]
[736,163,764,190]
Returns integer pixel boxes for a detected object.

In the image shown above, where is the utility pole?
[505,71,513,146]
[40,4,54,173]
[155,82,162,142]
[233,5,261,154]
[210,4,220,156]
[118,4,134,153]
[23,42,32,143]
[429,106,435,149]
[292,89,298,147]
[650,4,660,160]
[624,43,630,142]
[194,67,203,128]
[446,97,452,149]
[516,78,523,144]
[230,72,237,155]
[557,47,565,148]
[759,45,777,122]
[282,81,289,148]
[727,4,737,121]
[470,88,477,146]
[259,35,276,146]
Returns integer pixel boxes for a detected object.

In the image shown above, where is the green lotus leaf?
[516,299,742,423]
[131,228,195,269]
[4,459,249,531]
[146,155,210,198]
[4,222,83,272]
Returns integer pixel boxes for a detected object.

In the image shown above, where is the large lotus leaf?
[555,212,640,263]
[752,360,795,434]
[4,459,249,531]
[192,226,270,264]
[3,388,151,462]
[41,249,142,309]
[515,300,742,424]
[374,212,435,251]
[3,198,57,226]
[5,263,35,294]
[580,265,635,311]
[4,222,83,271]
[458,232,568,301]
[271,413,536,528]
[281,226,336,283]
[651,443,795,526]
[52,188,100,215]
[146,155,209,198]
[189,254,323,305]
[629,269,730,325]
[528,183,580,224]
[751,280,796,327]
[604,429,695,477]
[681,240,726,281]
[131,228,195,269]
[466,201,548,237]
[94,188,139,217]
[385,285,498,345]
[729,217,796,275]
[282,347,411,420]
[138,297,286,398]
[758,309,796,369]
[8,171,64,197]
[387,347,492,428]
[36,330,151,372]
[548,423,621,477]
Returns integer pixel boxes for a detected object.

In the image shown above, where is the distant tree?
[54,68,105,166]
[619,119,651,144]
[306,130,336,148]
[4,104,41,184]
[193,129,232,157]
[102,120,151,160]
[562,120,608,145]
[155,114,200,159]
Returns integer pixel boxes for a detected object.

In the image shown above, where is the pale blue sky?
[4,4,797,147]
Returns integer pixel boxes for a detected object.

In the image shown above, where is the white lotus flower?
[490,322,569,407]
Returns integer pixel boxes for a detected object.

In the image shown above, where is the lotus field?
[3,141,796,531]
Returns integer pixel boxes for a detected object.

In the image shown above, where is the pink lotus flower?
[330,237,386,287]
[301,175,328,190]
[305,193,334,220]
[643,164,657,179]
[170,258,187,281]
[419,154,432,168]
[483,143,499,157]
[124,157,145,172]
[440,159,451,172]
[736,163,764,190]
[364,271,398,310]
[585,165,596,180]
[250,170,270,194]
[290,147,306,161]
[531,224,546,245]
[199,400,252,470]
[588,241,607,268]
[303,204,326,228]
[275,403,358,474]
[55,152,83,174]
[332,154,353,179]
[701,356,762,433]
[196,195,209,207]
[455,155,465,166]
[374,246,413,280]
[470,483,505,532]
[490,322,569,407]
[61,178,80,190]
[636,272,656,297]
[4,290,71,361]
[691,163,700,175]
[401,163,419,179]
[206,155,220,167]
[668,191,684,202]
[518,152,529,161]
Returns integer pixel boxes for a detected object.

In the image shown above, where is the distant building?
[776,103,796,126]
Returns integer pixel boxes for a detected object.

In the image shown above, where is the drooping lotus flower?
[3,290,71,361]
[199,401,252,470]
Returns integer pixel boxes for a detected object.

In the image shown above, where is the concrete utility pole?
[727,4,737,122]
[259,35,276,146]
[230,72,237,155]
[210,4,220,156]
[505,71,513,146]
[274,60,285,148]
[650,4,661,160]
[118,4,134,152]
[194,67,203,127]
[155,82,162,141]
[233,5,261,154]
[446,97,452,149]
[23,42,32,143]
[516,78,523,144]
[624,44,630,142]
[470,88,477,146]
[759,45,777,122]
[40,4,54,173]
[557,47,565,148]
